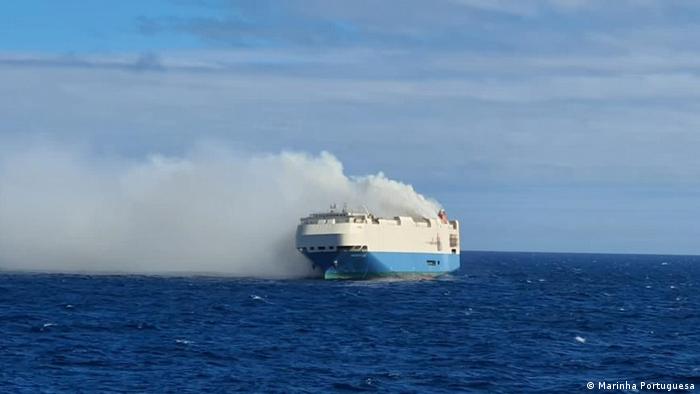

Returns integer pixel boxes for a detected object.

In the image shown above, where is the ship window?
[361,246,367,251]
[329,246,335,250]
[451,249,457,254]
[318,246,326,250]
[427,260,437,266]
[309,247,315,250]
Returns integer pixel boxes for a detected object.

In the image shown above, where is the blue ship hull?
[302,250,460,280]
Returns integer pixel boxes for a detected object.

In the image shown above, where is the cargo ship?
[295,206,460,279]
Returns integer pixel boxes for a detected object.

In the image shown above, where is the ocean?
[1,251,699,393]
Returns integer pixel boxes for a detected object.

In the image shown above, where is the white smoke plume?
[0,143,441,277]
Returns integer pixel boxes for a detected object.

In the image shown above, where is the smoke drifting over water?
[0,143,441,277]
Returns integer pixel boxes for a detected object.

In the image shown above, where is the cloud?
[6,51,700,108]
[0,52,166,72]
[133,0,700,54]
[450,0,676,17]
[448,0,541,16]
[1,49,699,191]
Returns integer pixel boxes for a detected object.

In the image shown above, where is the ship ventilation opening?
[338,245,361,251]
[449,234,458,248]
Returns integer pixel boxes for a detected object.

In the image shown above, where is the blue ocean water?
[1,251,699,393]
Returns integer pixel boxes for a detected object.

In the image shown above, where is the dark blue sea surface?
[1,252,700,393]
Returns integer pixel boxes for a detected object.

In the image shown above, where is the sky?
[1,0,699,255]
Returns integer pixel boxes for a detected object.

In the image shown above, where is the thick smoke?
[0,143,441,277]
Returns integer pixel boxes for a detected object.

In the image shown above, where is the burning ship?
[295,206,460,279]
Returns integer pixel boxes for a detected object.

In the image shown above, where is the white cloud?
[448,0,540,16]
[2,49,700,187]
[449,0,663,16]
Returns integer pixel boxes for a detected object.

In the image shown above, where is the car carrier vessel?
[296,206,460,279]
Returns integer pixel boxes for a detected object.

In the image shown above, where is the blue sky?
[1,0,700,254]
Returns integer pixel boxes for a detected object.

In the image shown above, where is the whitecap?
[575,336,586,344]
[175,339,192,345]
[249,294,273,304]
